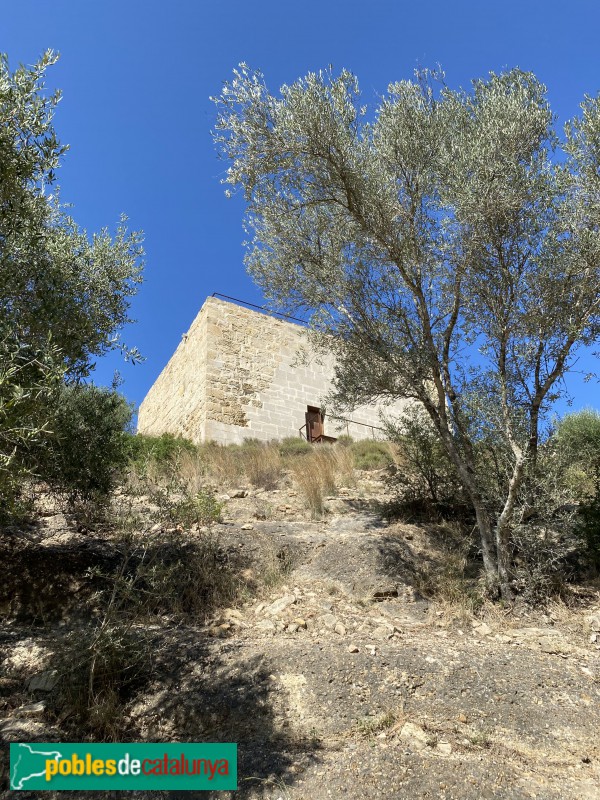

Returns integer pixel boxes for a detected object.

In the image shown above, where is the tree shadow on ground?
[372,518,483,601]
[0,525,122,624]
[1,518,322,799]
[2,626,322,800]
[143,633,323,799]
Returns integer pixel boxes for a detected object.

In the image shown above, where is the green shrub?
[554,409,600,467]
[511,524,575,604]
[133,533,244,617]
[386,410,464,510]
[35,384,133,503]
[573,486,600,573]
[553,409,600,499]
[170,490,223,528]
[350,439,394,470]
[278,436,312,457]
[126,432,198,468]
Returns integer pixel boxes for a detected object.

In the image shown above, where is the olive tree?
[213,66,600,599]
[0,51,144,377]
[0,51,144,503]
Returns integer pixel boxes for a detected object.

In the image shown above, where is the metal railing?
[328,415,385,440]
[210,292,308,325]
[299,416,385,441]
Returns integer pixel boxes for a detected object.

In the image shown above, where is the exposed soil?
[1,476,599,799]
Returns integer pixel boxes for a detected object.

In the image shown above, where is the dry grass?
[242,445,283,490]
[127,434,376,519]
[174,448,207,495]
[333,445,357,488]
[200,443,245,485]
[291,444,358,517]
[292,461,326,517]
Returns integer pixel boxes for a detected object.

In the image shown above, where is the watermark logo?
[10,742,237,791]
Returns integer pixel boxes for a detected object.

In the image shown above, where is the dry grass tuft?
[200,443,245,485]
[291,444,358,517]
[242,445,283,490]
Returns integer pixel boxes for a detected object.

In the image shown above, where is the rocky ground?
[1,474,600,799]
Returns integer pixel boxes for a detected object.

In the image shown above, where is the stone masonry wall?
[136,304,209,442]
[138,297,409,445]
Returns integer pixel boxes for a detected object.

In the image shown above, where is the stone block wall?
[138,297,409,445]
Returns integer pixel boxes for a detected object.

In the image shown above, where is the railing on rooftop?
[211,292,308,325]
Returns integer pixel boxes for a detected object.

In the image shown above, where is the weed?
[356,710,400,738]
[258,541,296,589]
[466,729,492,748]
[253,499,274,520]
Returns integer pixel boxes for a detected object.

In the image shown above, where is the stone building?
[138,296,409,445]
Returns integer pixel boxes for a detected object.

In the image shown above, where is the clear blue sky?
[3,1,599,416]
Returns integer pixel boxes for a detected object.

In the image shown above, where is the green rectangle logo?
[10,742,237,791]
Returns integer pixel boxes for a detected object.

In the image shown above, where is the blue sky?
[3,1,599,416]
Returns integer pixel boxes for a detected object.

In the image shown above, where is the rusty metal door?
[305,406,324,442]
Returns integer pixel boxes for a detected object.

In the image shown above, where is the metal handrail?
[328,414,384,439]
[300,416,383,441]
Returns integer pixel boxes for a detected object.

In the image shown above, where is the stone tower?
[138,296,408,445]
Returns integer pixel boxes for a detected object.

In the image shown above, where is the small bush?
[351,439,394,470]
[409,525,484,613]
[383,410,468,519]
[258,542,296,588]
[127,432,198,469]
[554,408,600,469]
[573,487,600,573]
[35,384,133,504]
[278,436,312,457]
[170,490,222,529]
[511,524,575,604]
[553,409,600,500]
[131,533,243,617]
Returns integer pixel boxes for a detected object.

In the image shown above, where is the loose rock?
[27,670,58,693]
[265,594,296,616]
[400,722,429,751]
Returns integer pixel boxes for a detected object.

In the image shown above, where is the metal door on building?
[305,406,324,442]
